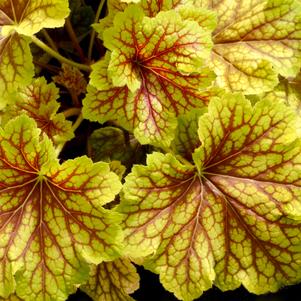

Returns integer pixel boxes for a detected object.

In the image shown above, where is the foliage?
[1,0,301,300]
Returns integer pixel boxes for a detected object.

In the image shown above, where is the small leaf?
[207,0,301,93]
[0,115,123,300]
[0,0,70,36]
[81,258,140,301]
[86,7,215,146]
[119,94,301,300]
[0,33,34,106]
[88,126,138,168]
[171,109,207,162]
[4,77,74,145]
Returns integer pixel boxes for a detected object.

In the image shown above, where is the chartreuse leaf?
[0,33,34,108]
[119,94,301,300]
[81,258,139,301]
[85,6,215,147]
[95,0,216,39]
[4,77,74,145]
[0,115,123,300]
[206,0,301,94]
[0,0,70,36]
[263,73,301,115]
[0,294,22,301]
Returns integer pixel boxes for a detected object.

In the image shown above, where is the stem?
[63,107,81,118]
[69,89,81,107]
[31,35,91,72]
[72,113,84,132]
[65,17,86,63]
[88,0,106,61]
[42,29,58,52]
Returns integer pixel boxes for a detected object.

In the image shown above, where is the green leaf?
[207,0,301,93]
[85,7,215,147]
[4,77,74,145]
[119,94,301,300]
[0,115,123,300]
[171,109,207,162]
[0,33,34,107]
[81,258,140,301]
[88,126,141,169]
[0,0,70,36]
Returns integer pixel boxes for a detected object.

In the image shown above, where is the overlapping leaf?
[0,0,70,104]
[263,73,301,115]
[84,6,215,146]
[81,258,139,301]
[0,33,34,108]
[89,127,142,168]
[0,115,123,300]
[206,0,301,94]
[94,0,216,38]
[4,77,74,145]
[119,94,301,300]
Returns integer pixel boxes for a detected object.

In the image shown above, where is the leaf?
[81,258,139,301]
[207,0,301,94]
[95,0,216,39]
[4,77,74,145]
[119,94,301,300]
[0,0,70,36]
[85,7,215,147]
[88,126,138,168]
[171,109,206,162]
[0,115,123,300]
[263,74,301,115]
[0,33,34,107]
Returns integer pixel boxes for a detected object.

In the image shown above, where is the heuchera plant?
[1,0,301,300]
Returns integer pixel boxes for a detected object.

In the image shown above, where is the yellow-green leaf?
[81,258,139,301]
[208,0,301,93]
[119,94,301,300]
[0,115,122,300]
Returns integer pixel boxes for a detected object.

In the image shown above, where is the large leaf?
[0,115,122,300]
[207,0,301,94]
[81,258,139,301]
[0,33,34,107]
[0,0,70,36]
[4,77,74,145]
[94,0,216,39]
[85,7,215,147]
[119,94,301,300]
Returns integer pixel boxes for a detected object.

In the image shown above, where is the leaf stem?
[31,35,91,72]
[42,29,58,52]
[65,17,86,63]
[63,107,82,118]
[88,0,106,61]
[72,113,84,132]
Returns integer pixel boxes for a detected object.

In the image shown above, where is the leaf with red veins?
[5,77,74,145]
[0,115,123,300]
[0,33,34,107]
[205,0,301,93]
[0,0,70,37]
[86,8,215,146]
[81,258,140,301]
[95,0,216,39]
[103,6,213,91]
[119,94,301,300]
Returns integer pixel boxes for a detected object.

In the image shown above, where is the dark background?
[68,266,301,301]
